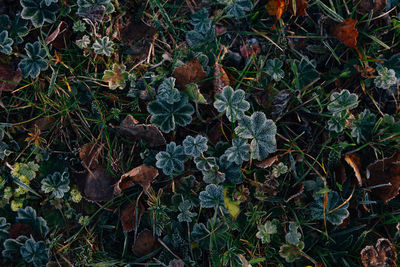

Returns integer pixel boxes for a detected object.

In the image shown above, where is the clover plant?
[190,8,212,34]
[148,95,194,133]
[0,217,10,241]
[256,220,277,244]
[199,184,224,209]
[156,142,188,176]
[194,156,218,171]
[214,86,250,122]
[285,223,301,245]
[157,77,181,104]
[102,63,129,90]
[293,57,319,89]
[264,58,284,82]
[20,238,48,267]
[350,109,376,143]
[16,206,49,237]
[93,36,114,57]
[2,235,29,259]
[0,15,28,44]
[202,167,225,184]
[41,170,70,198]
[235,112,277,160]
[0,30,13,55]
[279,242,305,263]
[218,0,253,18]
[310,191,349,225]
[177,200,197,223]
[327,89,359,113]
[18,41,48,78]
[76,35,90,49]
[183,135,208,157]
[374,65,397,89]
[20,0,58,27]
[223,138,250,165]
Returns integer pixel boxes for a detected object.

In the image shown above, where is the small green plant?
[177,200,197,222]
[235,112,277,160]
[76,35,90,48]
[157,77,181,104]
[92,36,114,57]
[102,63,129,90]
[327,89,359,113]
[310,191,349,225]
[156,142,188,176]
[199,184,224,209]
[214,86,250,122]
[264,58,284,82]
[0,30,13,55]
[256,220,277,244]
[374,65,397,89]
[218,0,253,18]
[148,96,194,133]
[73,20,86,32]
[327,111,349,133]
[18,41,48,78]
[272,162,289,177]
[20,0,58,27]
[190,8,212,35]
[0,15,28,44]
[20,238,48,267]
[183,135,208,157]
[41,170,70,199]
[16,206,49,237]
[223,138,250,165]
[351,109,376,143]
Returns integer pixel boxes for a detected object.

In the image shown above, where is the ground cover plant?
[1,0,400,266]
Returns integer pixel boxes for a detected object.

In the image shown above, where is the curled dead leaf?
[132,229,160,257]
[366,151,400,203]
[361,238,397,267]
[46,21,71,49]
[344,153,363,186]
[0,63,22,92]
[114,164,159,194]
[79,143,102,169]
[172,57,207,90]
[120,202,144,233]
[332,18,359,49]
[256,156,279,168]
[76,167,115,202]
[213,63,230,94]
[117,115,165,148]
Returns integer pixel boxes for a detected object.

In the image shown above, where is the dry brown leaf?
[0,63,22,92]
[46,21,71,49]
[366,151,400,203]
[213,63,230,94]
[132,229,160,257]
[361,238,397,267]
[76,168,115,202]
[120,202,144,233]
[256,156,279,168]
[117,115,165,148]
[354,0,386,14]
[332,18,359,49]
[240,40,261,59]
[354,63,375,79]
[266,0,286,28]
[344,153,363,186]
[79,143,102,170]
[172,57,206,90]
[114,164,159,194]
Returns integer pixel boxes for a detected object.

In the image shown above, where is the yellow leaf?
[224,188,240,219]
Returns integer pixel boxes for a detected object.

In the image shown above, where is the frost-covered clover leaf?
[294,57,319,89]
[219,0,253,18]
[20,0,58,28]
[235,112,277,161]
[0,15,28,44]
[310,191,349,225]
[93,36,114,57]
[76,35,90,49]
[202,167,225,184]
[177,200,197,222]
[157,77,181,104]
[327,89,359,113]
[0,217,10,241]
[264,58,284,82]
[183,135,208,157]
[256,220,277,244]
[148,96,194,133]
[327,111,349,133]
[102,63,129,90]
[214,86,250,122]
[18,41,48,78]
[2,235,29,259]
[41,171,70,199]
[190,8,212,34]
[285,223,301,245]
[194,156,218,171]
[374,65,397,89]
[279,242,304,263]
[44,0,58,6]
[16,206,49,237]
[77,0,115,15]
[73,20,86,33]
[0,30,13,55]
[156,142,188,176]
[223,138,250,165]
[351,109,376,143]
[199,184,225,209]
[20,238,48,267]
[272,162,289,177]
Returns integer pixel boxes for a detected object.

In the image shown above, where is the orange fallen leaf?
[361,238,397,267]
[114,164,159,194]
[366,150,400,203]
[344,153,363,187]
[332,18,358,49]
[172,57,206,90]
[266,0,286,28]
